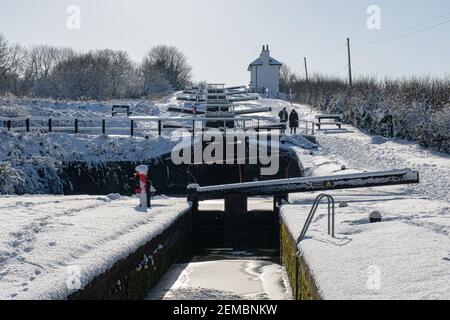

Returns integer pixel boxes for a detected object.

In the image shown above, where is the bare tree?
[0,35,193,98]
[141,67,173,95]
[95,49,134,97]
[0,34,27,93]
[141,45,192,93]
[47,52,101,99]
[41,49,136,99]
[23,45,75,95]
[26,45,75,80]
[0,34,24,76]
[279,64,297,94]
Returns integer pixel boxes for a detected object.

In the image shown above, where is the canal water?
[146,250,291,300]
[146,198,291,300]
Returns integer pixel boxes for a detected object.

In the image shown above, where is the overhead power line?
[321,43,347,57]
[356,18,450,46]
[367,11,450,39]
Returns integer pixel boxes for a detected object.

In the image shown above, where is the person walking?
[289,109,299,134]
[278,107,288,133]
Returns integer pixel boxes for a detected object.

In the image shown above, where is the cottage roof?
[248,45,282,70]
[249,56,282,67]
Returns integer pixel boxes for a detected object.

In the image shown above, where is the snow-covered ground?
[0,95,179,119]
[1,94,449,300]
[0,132,180,194]
[0,194,190,300]
[0,93,280,195]
[0,94,188,194]
[277,101,450,300]
[146,255,291,300]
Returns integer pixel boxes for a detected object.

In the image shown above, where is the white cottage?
[248,45,282,98]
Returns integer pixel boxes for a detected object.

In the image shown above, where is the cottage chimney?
[261,45,269,59]
[249,44,281,98]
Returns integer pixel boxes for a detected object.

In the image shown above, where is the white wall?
[250,65,280,98]
[249,49,280,98]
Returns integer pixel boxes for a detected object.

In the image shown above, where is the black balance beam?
[187,169,419,201]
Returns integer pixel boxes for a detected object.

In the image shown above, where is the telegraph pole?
[347,37,353,87]
[304,57,309,83]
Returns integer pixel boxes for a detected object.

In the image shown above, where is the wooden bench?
[314,114,343,130]
[112,105,132,117]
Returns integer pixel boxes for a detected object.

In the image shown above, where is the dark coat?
[289,110,299,128]
[278,109,288,122]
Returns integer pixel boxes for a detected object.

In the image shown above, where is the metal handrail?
[1,115,259,122]
[296,194,335,245]
[1,115,281,137]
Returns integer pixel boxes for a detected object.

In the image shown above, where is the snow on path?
[292,102,450,202]
[0,195,190,300]
[315,131,450,202]
[258,97,450,202]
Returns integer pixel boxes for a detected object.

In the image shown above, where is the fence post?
[25,119,30,132]
[158,120,162,136]
[75,119,79,134]
[389,115,394,139]
[48,119,52,132]
[130,120,134,136]
[102,119,106,135]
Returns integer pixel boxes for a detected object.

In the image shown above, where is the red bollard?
[135,165,149,209]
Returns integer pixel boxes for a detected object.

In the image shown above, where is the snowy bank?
[0,195,190,300]
[0,132,179,194]
[278,101,450,300]
[281,192,450,300]
[0,95,184,195]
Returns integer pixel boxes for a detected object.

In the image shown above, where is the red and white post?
[135,165,149,209]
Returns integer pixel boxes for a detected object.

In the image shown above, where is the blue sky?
[1,0,449,85]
